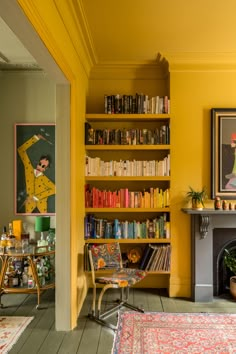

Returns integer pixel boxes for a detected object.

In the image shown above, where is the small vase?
[192,200,203,210]
[230,276,236,299]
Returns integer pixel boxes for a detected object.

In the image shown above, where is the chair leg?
[121,287,144,312]
[88,284,120,331]
[88,286,144,330]
[123,302,144,312]
[88,312,117,330]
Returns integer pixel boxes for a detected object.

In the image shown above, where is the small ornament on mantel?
[222,200,228,210]
[214,197,221,210]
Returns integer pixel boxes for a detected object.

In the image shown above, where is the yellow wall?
[169,68,236,297]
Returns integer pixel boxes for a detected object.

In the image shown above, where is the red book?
[120,188,125,208]
[107,190,112,208]
[124,188,129,208]
[98,190,103,208]
[112,191,117,207]
[116,191,121,208]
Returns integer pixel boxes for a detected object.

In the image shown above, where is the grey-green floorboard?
[1,288,235,353]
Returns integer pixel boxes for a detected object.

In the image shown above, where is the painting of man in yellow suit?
[15,124,55,215]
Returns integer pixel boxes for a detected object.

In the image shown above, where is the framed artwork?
[211,108,236,199]
[15,123,56,215]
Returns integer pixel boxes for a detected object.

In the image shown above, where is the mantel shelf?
[182,208,236,239]
[182,208,236,215]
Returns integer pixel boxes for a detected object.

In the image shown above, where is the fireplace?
[214,229,236,296]
[183,208,236,302]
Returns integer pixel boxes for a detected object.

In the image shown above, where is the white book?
[95,157,100,176]
[158,97,164,114]
[151,96,156,114]
[155,96,160,114]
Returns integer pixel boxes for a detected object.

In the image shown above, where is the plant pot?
[192,200,203,210]
[230,276,236,299]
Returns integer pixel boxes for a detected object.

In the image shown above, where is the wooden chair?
[87,242,147,330]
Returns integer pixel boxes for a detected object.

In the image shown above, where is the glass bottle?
[28,275,34,289]
[21,222,30,241]
[7,223,16,251]
[46,228,55,250]
[1,226,8,248]
[22,267,29,286]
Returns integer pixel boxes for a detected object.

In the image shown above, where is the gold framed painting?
[211,108,236,199]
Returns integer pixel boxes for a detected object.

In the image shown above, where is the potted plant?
[223,248,236,299]
[186,186,207,210]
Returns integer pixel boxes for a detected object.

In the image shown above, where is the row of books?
[104,94,170,114]
[85,185,170,208]
[84,215,170,240]
[85,155,170,177]
[139,244,171,271]
[85,123,170,145]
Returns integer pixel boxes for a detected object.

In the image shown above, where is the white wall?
[0,70,56,237]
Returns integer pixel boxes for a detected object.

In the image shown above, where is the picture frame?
[211,108,236,199]
[14,123,56,215]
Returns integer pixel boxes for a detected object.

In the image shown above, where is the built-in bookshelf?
[103,94,170,114]
[84,242,171,273]
[84,113,171,288]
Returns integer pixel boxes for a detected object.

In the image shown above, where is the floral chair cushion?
[89,243,147,287]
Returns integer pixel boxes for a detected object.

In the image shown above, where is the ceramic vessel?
[230,276,236,299]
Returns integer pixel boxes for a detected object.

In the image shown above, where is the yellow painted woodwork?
[17,0,91,330]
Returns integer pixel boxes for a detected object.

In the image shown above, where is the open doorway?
[0,1,71,331]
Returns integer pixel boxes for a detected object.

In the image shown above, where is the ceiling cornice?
[17,0,94,80]
[90,55,169,80]
[54,0,97,74]
[68,0,97,66]
[163,52,236,72]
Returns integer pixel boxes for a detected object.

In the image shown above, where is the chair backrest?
[88,243,123,271]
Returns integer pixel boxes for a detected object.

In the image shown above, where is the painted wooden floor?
[2,288,236,353]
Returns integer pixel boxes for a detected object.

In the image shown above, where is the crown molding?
[58,0,97,73]
[163,52,236,72]
[89,59,169,80]
[17,0,94,80]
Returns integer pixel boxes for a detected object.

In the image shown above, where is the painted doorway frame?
[0,0,71,330]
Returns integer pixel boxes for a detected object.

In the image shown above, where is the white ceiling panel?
[0,17,40,70]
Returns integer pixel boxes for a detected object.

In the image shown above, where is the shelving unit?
[84,113,171,289]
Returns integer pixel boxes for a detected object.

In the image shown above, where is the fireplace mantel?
[182,208,236,238]
[182,208,236,302]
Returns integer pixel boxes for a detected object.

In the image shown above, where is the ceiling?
[81,0,236,64]
[1,0,236,70]
[0,16,40,70]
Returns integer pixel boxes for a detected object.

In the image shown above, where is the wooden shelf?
[85,113,171,122]
[85,176,170,181]
[85,238,171,244]
[85,207,170,213]
[85,270,170,275]
[85,144,170,150]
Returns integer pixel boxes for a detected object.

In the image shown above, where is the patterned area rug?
[0,316,34,353]
[112,312,236,353]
